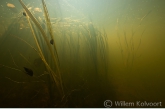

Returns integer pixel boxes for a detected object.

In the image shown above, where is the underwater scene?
[0,0,165,108]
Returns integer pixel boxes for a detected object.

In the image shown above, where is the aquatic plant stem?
[41,0,60,64]
[19,0,64,96]
[41,0,64,95]
[0,64,22,72]
[26,12,60,90]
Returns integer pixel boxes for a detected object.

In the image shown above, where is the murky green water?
[0,0,165,108]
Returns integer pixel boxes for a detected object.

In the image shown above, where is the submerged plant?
[18,0,64,97]
[0,0,109,107]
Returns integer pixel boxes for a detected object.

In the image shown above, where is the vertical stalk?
[19,0,64,97]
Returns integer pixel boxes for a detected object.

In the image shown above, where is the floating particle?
[7,3,15,8]
[50,39,54,45]
[34,7,42,12]
[23,12,26,16]
[23,67,33,76]
[7,3,18,13]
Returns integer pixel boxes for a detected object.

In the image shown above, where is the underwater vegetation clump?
[19,0,64,96]
[0,0,109,107]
